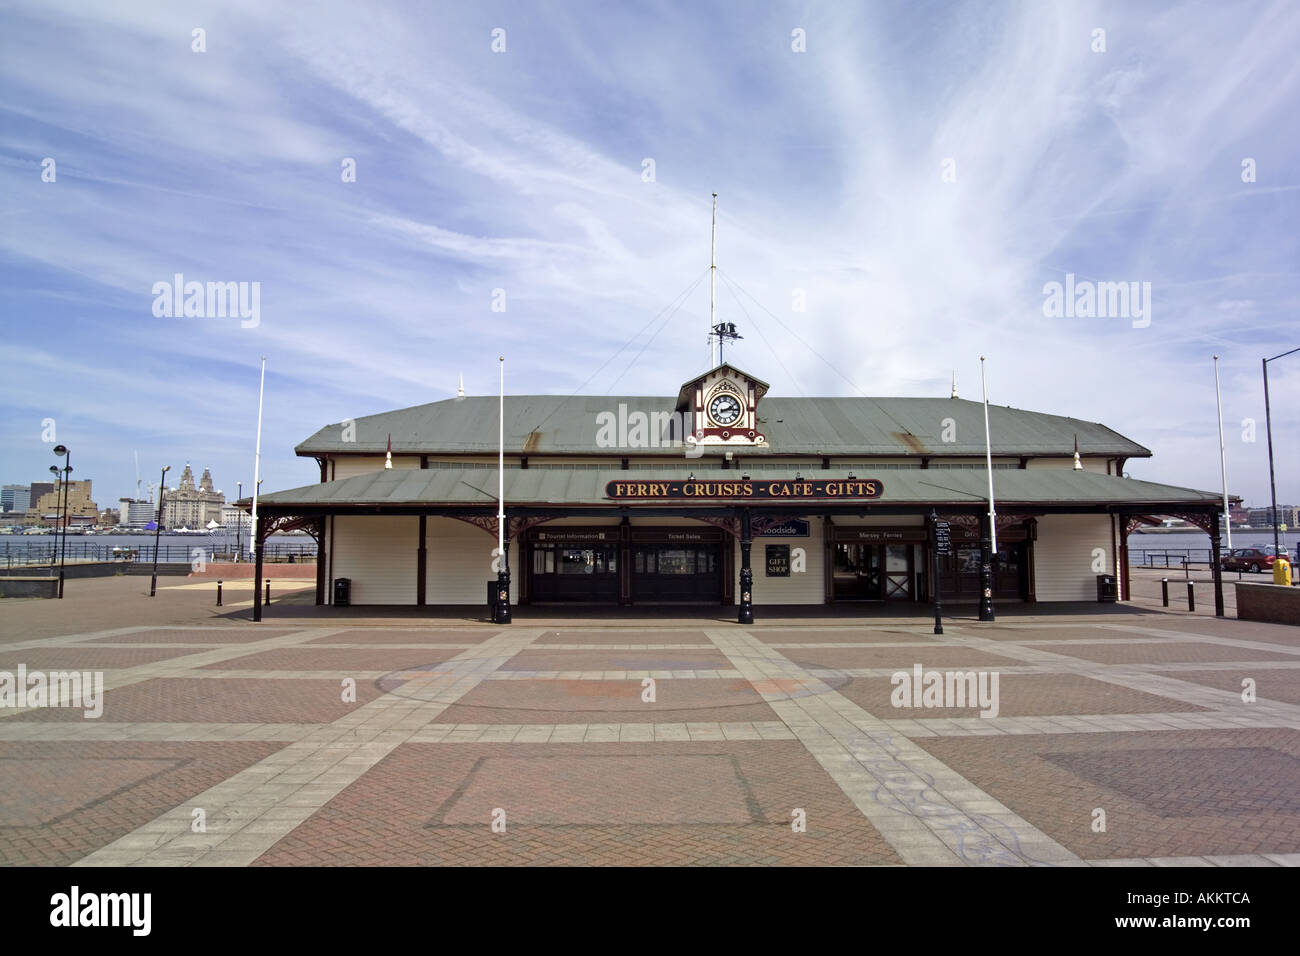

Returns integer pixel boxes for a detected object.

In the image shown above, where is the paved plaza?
[1,574,1298,866]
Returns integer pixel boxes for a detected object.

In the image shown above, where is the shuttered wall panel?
[736,518,825,605]
[331,515,418,605]
[425,517,518,605]
[1033,514,1111,601]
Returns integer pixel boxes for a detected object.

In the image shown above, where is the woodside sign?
[606,479,883,500]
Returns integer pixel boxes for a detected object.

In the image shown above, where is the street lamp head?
[49,465,59,475]
[162,465,171,474]
[52,445,68,457]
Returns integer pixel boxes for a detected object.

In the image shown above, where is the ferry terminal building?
[248,362,1229,618]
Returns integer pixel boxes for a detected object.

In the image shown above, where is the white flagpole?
[1213,355,1232,550]
[980,356,997,555]
[709,192,718,368]
[498,356,505,568]
[250,356,266,561]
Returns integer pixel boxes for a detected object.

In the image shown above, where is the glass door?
[884,544,912,600]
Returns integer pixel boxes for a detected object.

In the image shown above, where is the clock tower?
[675,363,769,448]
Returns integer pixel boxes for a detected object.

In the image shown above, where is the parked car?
[1220,547,1289,572]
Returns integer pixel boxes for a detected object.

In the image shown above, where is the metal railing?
[1,541,318,569]
[1131,548,1212,568]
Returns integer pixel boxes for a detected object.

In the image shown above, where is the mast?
[710,192,717,368]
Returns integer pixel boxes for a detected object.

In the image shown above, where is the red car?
[1220,547,1289,572]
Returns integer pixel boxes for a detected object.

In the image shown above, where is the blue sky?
[1,0,1297,508]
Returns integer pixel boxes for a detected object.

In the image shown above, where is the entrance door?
[833,543,883,600]
[883,544,913,600]
[530,545,618,602]
[936,542,1026,601]
[631,545,722,602]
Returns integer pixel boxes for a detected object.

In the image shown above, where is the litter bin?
[333,577,351,607]
[1274,557,1292,587]
[1096,574,1117,603]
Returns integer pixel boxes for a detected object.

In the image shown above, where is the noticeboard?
[934,520,952,556]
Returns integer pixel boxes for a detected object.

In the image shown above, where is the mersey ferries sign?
[606,479,883,500]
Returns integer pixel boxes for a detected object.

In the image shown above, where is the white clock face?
[708,393,742,426]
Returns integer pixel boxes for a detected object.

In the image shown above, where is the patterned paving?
[1,595,1299,867]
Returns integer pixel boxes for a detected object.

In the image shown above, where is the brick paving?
[8,678,395,724]
[198,647,461,671]
[838,673,1214,719]
[912,730,1300,859]
[431,678,779,724]
[0,575,1298,866]
[0,741,282,866]
[533,629,713,644]
[253,742,901,866]
[501,648,732,671]
[1158,669,1300,706]
[1031,641,1297,665]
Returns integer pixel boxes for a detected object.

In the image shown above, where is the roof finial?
[1073,434,1083,470]
[385,433,393,470]
[950,369,958,399]
[457,372,465,398]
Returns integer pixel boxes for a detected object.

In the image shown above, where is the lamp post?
[1263,347,1299,561]
[150,465,170,597]
[51,445,71,598]
[236,481,242,563]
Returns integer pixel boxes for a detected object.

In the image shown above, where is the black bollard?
[1161,578,1169,607]
[265,581,271,605]
[216,580,223,607]
[1186,580,1195,612]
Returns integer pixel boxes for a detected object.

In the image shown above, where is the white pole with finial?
[980,356,997,555]
[250,356,265,562]
[710,192,718,368]
[1213,355,1232,549]
[950,369,958,399]
[458,373,465,399]
[498,356,505,575]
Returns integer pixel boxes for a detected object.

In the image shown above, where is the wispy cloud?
[0,0,1295,506]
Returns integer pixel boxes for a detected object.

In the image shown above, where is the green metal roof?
[294,395,1151,459]
[255,467,1217,512]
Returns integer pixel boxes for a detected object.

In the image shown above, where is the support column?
[978,511,995,622]
[252,515,265,623]
[495,514,511,624]
[1210,510,1224,618]
[823,515,834,604]
[315,516,326,605]
[1118,517,1131,602]
[416,515,427,606]
[619,517,631,606]
[738,508,754,624]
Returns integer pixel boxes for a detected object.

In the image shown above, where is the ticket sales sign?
[606,479,883,500]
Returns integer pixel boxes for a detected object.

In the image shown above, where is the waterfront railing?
[1,541,317,568]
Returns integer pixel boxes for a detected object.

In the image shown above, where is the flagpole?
[1213,355,1232,550]
[980,357,997,556]
[498,356,505,564]
[250,356,265,562]
[495,356,511,624]
[979,357,996,623]
[709,192,718,368]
